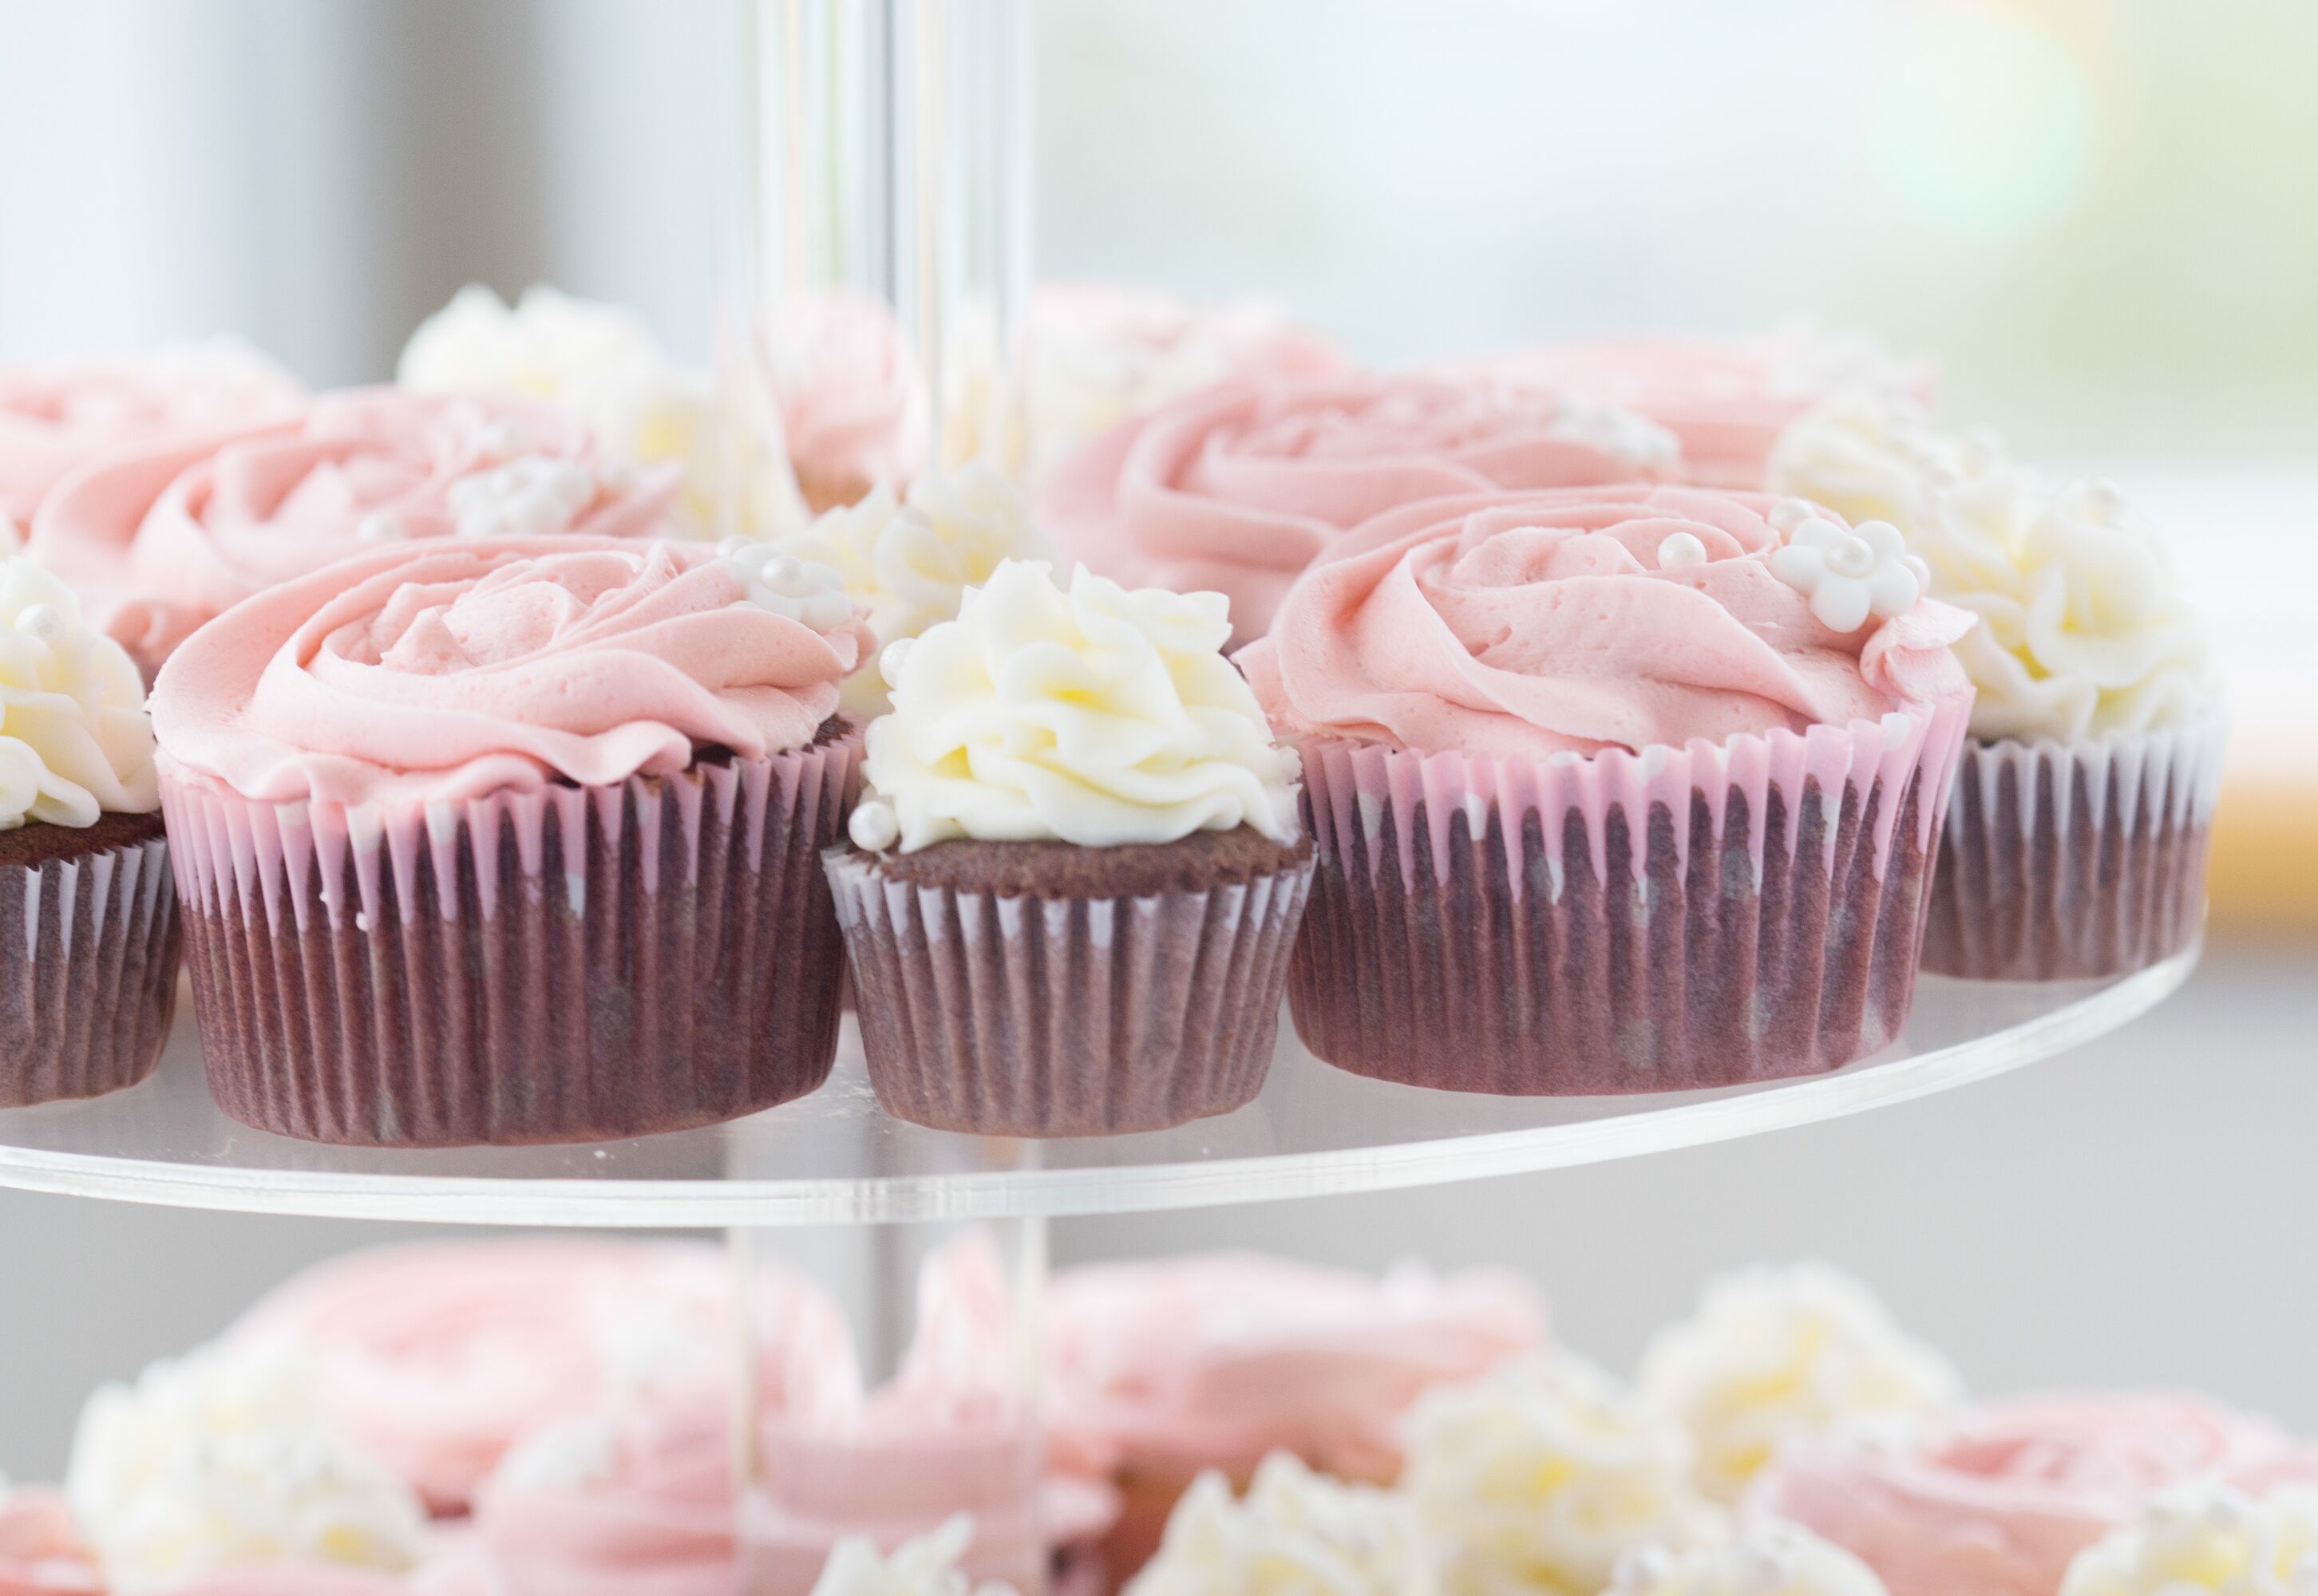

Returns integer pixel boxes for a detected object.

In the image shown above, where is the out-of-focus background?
[2,0,2313,1479]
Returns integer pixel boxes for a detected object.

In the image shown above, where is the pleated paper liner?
[825,836,1316,1137]
[1288,697,1973,1095]
[160,733,860,1147]
[0,824,180,1107]
[1921,714,2225,981]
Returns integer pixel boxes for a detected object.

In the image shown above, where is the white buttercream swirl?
[809,1515,1019,1596]
[1767,393,2217,741]
[0,556,157,829]
[851,559,1302,852]
[1608,1523,1891,1596]
[2060,1483,2318,1596]
[1125,1453,1435,1596]
[1402,1354,1726,1596]
[772,465,1052,718]
[1636,1262,1962,1503]
[65,1342,428,1592]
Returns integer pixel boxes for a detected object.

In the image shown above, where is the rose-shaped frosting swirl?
[850,559,1300,852]
[0,342,303,527]
[1442,327,1933,489]
[1039,372,1681,642]
[2060,1483,2318,1596]
[1046,1254,1545,1487]
[1744,1394,2318,1596]
[0,557,158,829]
[29,389,680,676]
[148,538,872,809]
[0,1487,102,1596]
[1636,1263,1962,1504]
[1238,485,1973,759]
[1125,1455,1435,1596]
[763,294,928,512]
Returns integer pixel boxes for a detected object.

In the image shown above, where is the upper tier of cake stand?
[0,946,2195,1227]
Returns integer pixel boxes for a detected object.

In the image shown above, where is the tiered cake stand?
[0,5,2210,1590]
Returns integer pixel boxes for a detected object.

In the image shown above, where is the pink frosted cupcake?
[1040,370,1680,643]
[1046,1252,1546,1579]
[28,387,674,681]
[148,536,871,1145]
[1746,1393,2318,1596]
[0,342,301,531]
[759,293,928,516]
[0,1487,101,1595]
[230,1238,734,1513]
[1239,484,1975,1094]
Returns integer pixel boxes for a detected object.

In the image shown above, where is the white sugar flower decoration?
[446,456,604,539]
[718,539,856,631]
[1769,509,1929,633]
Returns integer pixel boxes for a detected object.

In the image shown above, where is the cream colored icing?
[1608,1523,1891,1596]
[850,559,1301,852]
[0,557,156,828]
[2060,1484,2318,1596]
[1125,1455,1435,1596]
[807,1517,1015,1596]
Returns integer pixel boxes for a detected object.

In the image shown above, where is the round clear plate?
[0,946,2196,1227]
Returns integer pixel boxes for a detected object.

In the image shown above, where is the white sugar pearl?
[357,512,406,543]
[879,638,914,688]
[1656,531,1707,571]
[764,555,804,587]
[716,536,755,561]
[476,421,527,460]
[18,603,62,643]
[848,799,900,853]
[1769,497,1818,535]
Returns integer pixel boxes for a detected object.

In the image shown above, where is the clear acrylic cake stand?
[0,4,2208,1588]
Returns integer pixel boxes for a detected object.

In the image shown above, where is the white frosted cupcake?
[1125,1454,1434,1596]
[1770,395,2224,978]
[826,559,1313,1136]
[2059,1483,2318,1596]
[1609,1523,1892,1596]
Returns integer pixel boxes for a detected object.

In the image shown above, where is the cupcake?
[0,556,179,1107]
[1744,1393,2318,1596]
[0,342,301,530]
[0,1486,102,1595]
[827,559,1313,1136]
[1039,371,1681,644]
[229,1238,735,1512]
[148,536,871,1146]
[760,292,928,516]
[1046,1254,1545,1578]
[2059,1482,2318,1596]
[28,386,678,681]
[1124,1455,1433,1596]
[1608,1523,1890,1596]
[1769,397,2224,978]
[1441,326,1932,489]
[1239,484,1975,1094]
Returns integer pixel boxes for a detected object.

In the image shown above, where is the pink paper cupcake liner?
[0,835,180,1106]
[1920,714,2225,980]
[160,736,860,1146]
[1288,697,1972,1094]
[825,847,1315,1136]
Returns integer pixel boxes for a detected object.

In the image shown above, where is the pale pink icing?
[0,348,302,527]
[761,293,927,498]
[1440,331,1936,488]
[1237,485,1972,758]
[230,1240,735,1514]
[148,537,872,808]
[28,389,676,675]
[0,1490,101,1596]
[1045,1253,1546,1486]
[1038,371,1679,642]
[1744,1393,2318,1596]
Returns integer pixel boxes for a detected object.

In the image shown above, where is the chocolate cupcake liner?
[1288,697,1972,1094]
[0,835,180,1106]
[160,737,860,1146]
[825,848,1315,1136]
[1921,715,2225,980]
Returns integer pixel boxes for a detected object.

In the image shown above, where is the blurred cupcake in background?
[1769,393,2224,978]
[0,342,302,533]
[1402,1353,1727,1596]
[0,555,178,1108]
[1046,1254,1545,1581]
[1124,1454,1434,1596]
[2058,1481,2318,1596]
[760,292,929,516]
[1636,1263,1962,1504]
[150,536,870,1145]
[400,283,807,542]
[1607,1523,1892,1596]
[769,463,1050,720]
[27,387,678,680]
[1240,484,1976,1095]
[828,559,1312,1136]
[1040,370,1680,645]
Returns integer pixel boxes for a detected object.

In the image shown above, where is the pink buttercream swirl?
[0,345,303,527]
[1039,371,1681,642]
[28,387,678,676]
[148,537,872,808]
[1744,1393,2318,1596]
[0,1490,101,1596]
[761,293,928,507]
[1238,485,1972,757]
